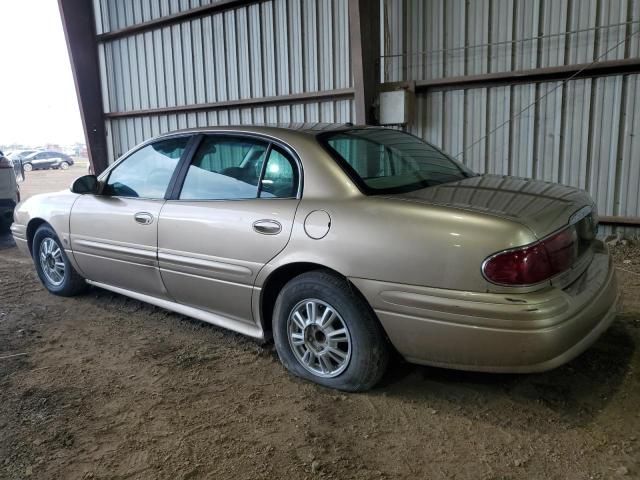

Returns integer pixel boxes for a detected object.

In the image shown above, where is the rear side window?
[259,148,298,198]
[321,128,474,194]
[180,136,270,200]
[105,137,188,198]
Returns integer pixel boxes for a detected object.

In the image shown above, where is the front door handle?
[253,219,282,235]
[134,212,154,225]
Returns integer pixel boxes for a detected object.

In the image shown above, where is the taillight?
[483,227,578,286]
[0,157,12,169]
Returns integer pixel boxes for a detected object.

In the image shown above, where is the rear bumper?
[350,251,619,373]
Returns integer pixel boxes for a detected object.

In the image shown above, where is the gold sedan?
[10,125,619,391]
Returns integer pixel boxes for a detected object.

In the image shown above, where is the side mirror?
[71,174,99,194]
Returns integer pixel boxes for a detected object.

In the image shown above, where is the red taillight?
[483,227,578,286]
[0,157,12,169]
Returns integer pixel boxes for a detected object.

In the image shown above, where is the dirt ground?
[1,169,639,479]
[18,161,89,202]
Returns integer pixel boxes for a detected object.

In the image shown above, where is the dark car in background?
[7,150,37,164]
[21,150,74,171]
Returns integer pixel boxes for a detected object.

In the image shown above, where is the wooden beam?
[349,0,380,125]
[104,88,355,119]
[58,0,109,174]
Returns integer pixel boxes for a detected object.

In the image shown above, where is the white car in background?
[0,151,22,232]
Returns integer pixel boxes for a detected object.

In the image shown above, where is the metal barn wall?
[382,0,640,233]
[92,0,354,161]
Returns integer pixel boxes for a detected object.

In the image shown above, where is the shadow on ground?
[0,231,15,250]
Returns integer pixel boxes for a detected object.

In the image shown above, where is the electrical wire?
[453,26,640,159]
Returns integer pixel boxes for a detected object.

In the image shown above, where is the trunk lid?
[383,174,597,240]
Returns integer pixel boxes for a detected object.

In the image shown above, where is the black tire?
[32,224,88,296]
[272,270,389,392]
[23,163,33,172]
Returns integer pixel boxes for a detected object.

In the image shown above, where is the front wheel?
[273,271,389,392]
[23,163,33,172]
[59,162,70,170]
[32,224,88,296]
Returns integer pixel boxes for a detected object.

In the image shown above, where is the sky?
[0,0,84,146]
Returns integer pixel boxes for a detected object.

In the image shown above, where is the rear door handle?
[253,219,282,235]
[134,212,154,225]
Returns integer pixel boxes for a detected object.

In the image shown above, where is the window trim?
[168,132,303,202]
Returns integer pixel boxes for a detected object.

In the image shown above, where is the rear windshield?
[320,128,475,194]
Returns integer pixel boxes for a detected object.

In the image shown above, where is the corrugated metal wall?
[92,0,353,160]
[382,0,640,234]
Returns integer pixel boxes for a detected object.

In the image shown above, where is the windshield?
[320,128,475,194]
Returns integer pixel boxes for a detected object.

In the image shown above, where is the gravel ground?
[0,168,639,479]
[18,161,89,202]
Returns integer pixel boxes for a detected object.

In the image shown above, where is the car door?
[70,135,192,299]
[47,152,62,168]
[158,134,301,325]
[30,152,47,169]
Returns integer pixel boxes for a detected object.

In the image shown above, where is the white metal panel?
[588,76,623,216]
[383,0,640,81]
[619,74,640,217]
[509,83,536,178]
[534,82,563,182]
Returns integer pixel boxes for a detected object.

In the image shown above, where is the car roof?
[26,150,65,155]
[154,123,379,141]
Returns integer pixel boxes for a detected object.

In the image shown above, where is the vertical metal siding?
[383,0,638,81]
[98,0,355,161]
[389,0,640,231]
[408,72,640,226]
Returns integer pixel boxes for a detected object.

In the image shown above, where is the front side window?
[105,137,189,198]
[321,128,475,194]
[180,136,270,200]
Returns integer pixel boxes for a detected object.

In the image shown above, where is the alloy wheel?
[287,299,352,378]
[39,237,65,286]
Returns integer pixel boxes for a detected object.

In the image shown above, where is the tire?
[23,163,33,172]
[273,271,389,392]
[59,162,70,170]
[32,224,88,296]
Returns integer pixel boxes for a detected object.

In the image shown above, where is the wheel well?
[26,218,47,253]
[259,262,368,338]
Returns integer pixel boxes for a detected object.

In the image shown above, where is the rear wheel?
[23,163,33,172]
[32,224,87,296]
[273,271,389,392]
[59,161,70,170]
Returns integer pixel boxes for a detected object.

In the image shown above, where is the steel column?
[58,0,109,174]
[349,0,380,125]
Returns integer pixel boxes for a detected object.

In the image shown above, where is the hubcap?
[39,237,65,286]
[287,299,352,378]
